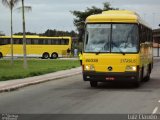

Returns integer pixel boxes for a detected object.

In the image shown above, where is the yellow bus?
[82,10,153,87]
[0,35,72,59]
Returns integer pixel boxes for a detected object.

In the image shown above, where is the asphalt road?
[0,59,160,115]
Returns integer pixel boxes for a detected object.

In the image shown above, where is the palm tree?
[2,0,20,65]
[17,0,31,68]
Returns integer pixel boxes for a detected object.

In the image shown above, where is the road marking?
[158,100,160,103]
[152,107,158,114]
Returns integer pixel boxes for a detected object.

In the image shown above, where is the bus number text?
[86,59,98,62]
[120,59,136,63]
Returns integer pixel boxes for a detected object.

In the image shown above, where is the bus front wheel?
[134,68,143,87]
[0,52,3,59]
[42,52,50,59]
[51,52,58,59]
[90,81,98,87]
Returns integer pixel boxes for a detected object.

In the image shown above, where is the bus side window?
[0,38,6,45]
[0,38,2,45]
[141,25,145,43]
[58,39,61,45]
[27,39,31,44]
[144,27,148,42]
[61,39,63,45]
[34,39,38,45]
[31,39,34,44]
[13,38,17,44]
[51,39,55,45]
[39,39,43,44]
[13,38,20,44]
[65,39,69,45]
[44,39,48,45]
[19,39,22,44]
[0,38,4,45]
[6,39,10,44]
[48,39,51,45]
[61,39,65,45]
[145,27,148,42]
[55,39,59,45]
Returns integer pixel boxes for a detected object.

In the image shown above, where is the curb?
[0,68,82,93]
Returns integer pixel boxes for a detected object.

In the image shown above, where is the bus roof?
[86,10,151,29]
[0,35,72,39]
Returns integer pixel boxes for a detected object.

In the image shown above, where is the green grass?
[0,59,80,81]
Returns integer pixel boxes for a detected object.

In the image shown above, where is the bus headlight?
[125,66,137,71]
[84,65,95,71]
[90,65,95,71]
[85,65,90,70]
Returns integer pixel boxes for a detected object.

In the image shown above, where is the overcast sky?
[0,0,160,35]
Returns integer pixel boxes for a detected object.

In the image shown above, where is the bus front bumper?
[83,71,139,82]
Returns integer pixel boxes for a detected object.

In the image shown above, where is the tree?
[2,0,20,65]
[14,32,37,35]
[0,31,5,36]
[17,0,31,69]
[41,29,78,37]
[21,0,31,69]
[71,2,118,42]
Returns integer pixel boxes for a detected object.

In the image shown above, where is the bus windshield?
[84,24,139,53]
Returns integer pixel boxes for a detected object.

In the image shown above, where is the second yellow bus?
[0,35,72,59]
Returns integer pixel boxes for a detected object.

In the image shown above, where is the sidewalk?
[0,67,82,93]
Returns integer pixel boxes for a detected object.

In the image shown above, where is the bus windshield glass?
[84,24,139,53]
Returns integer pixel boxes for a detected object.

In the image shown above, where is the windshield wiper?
[119,50,125,55]
[95,42,126,55]
[95,51,102,55]
[95,42,109,55]
[111,42,126,55]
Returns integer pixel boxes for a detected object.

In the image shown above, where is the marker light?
[125,66,137,71]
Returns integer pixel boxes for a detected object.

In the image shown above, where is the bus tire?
[0,52,3,59]
[134,68,142,87]
[134,81,140,88]
[42,52,50,59]
[90,81,98,87]
[51,52,58,59]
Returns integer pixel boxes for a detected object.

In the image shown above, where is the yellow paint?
[83,53,139,72]
[86,10,150,28]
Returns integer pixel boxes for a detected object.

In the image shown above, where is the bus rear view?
[82,10,153,87]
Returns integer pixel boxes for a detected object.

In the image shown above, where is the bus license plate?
[106,77,115,80]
